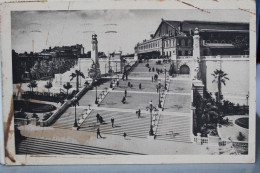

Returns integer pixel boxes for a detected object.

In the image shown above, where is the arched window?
[206,40,211,44]
[179,65,190,74]
[221,40,226,44]
[214,40,218,43]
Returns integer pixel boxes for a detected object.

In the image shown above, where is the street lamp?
[157,81,162,108]
[146,100,157,136]
[72,96,79,128]
[95,79,98,104]
[246,93,249,106]
[164,65,167,89]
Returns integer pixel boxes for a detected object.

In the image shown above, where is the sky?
[11,9,249,55]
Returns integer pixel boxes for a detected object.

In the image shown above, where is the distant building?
[12,44,85,83]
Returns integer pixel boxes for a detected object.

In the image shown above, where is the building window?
[221,40,226,43]
[185,50,188,56]
[188,39,192,46]
[178,50,182,56]
[214,40,218,43]
[181,39,185,46]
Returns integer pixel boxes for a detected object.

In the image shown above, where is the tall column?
[192,28,204,97]
[88,34,101,79]
[192,28,200,80]
[91,34,100,68]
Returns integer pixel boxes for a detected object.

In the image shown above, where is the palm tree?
[63,82,72,97]
[200,98,219,124]
[44,81,53,93]
[70,70,85,93]
[212,69,229,104]
[27,80,37,92]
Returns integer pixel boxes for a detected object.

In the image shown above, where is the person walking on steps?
[97,128,102,138]
[122,96,126,104]
[111,117,115,128]
[96,113,100,123]
[136,109,141,118]
[123,132,127,139]
[139,83,142,90]
[125,89,127,97]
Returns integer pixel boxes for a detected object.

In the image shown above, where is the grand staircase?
[79,109,150,138]
[16,137,144,155]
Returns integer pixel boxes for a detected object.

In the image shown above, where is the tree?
[212,69,229,104]
[70,70,85,93]
[27,80,37,92]
[63,82,72,97]
[44,81,53,93]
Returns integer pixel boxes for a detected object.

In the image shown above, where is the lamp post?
[72,96,78,128]
[164,65,167,89]
[95,79,98,104]
[157,81,162,108]
[146,100,157,136]
[246,93,249,106]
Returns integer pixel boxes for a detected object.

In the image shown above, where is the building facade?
[135,19,250,104]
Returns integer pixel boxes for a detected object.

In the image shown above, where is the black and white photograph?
[0,0,256,165]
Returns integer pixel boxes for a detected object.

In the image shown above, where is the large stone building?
[135,19,250,105]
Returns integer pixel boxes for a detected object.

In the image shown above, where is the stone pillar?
[191,106,197,134]
[134,53,138,61]
[91,34,100,69]
[197,133,202,145]
[192,80,204,97]
[192,28,201,80]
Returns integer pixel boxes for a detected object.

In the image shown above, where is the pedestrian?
[152,67,155,72]
[122,96,126,104]
[123,132,127,139]
[125,89,127,97]
[126,74,128,80]
[130,84,133,88]
[128,81,131,87]
[96,113,100,123]
[111,117,115,128]
[149,68,151,72]
[139,83,142,90]
[116,79,119,87]
[152,76,154,82]
[100,115,105,124]
[136,109,141,118]
[97,128,102,138]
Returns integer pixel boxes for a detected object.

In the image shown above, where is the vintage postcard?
[0,0,256,165]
